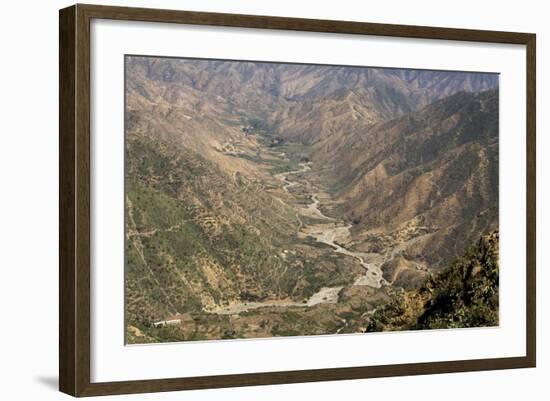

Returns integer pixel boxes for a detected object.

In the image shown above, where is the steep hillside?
[366,230,499,331]
[335,90,498,268]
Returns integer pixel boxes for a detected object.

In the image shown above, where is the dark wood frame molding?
[59,3,536,397]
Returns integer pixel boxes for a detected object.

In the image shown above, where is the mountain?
[335,90,499,268]
[124,56,499,343]
[128,56,497,123]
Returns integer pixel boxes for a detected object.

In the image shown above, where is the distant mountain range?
[134,57,495,113]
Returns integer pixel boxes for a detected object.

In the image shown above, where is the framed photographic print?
[59,4,536,397]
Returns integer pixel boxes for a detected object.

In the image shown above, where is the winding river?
[205,160,387,316]
[277,163,386,289]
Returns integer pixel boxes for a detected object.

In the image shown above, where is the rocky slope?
[336,90,499,268]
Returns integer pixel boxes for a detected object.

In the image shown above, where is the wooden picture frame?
[59,3,536,397]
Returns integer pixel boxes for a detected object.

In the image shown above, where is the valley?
[124,56,499,343]
[198,143,390,318]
